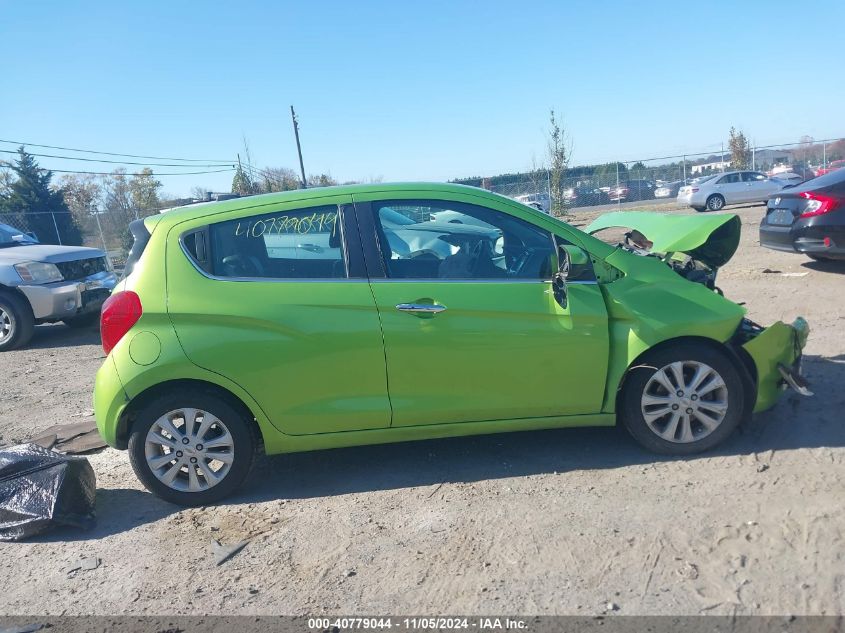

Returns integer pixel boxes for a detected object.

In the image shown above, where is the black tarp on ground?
[0,443,96,541]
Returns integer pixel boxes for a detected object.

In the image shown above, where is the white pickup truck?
[0,222,117,351]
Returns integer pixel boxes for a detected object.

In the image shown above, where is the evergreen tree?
[0,147,83,245]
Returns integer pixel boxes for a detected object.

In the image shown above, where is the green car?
[94,183,810,505]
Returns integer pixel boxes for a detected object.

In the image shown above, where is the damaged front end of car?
[733,316,812,411]
[585,211,812,411]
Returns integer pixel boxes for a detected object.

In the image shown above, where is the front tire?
[128,389,259,506]
[0,291,35,352]
[620,343,745,455]
[706,194,725,211]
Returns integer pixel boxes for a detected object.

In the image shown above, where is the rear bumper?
[742,317,810,412]
[18,271,117,320]
[760,216,845,259]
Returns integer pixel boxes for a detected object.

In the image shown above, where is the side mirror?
[552,246,571,308]
[553,245,592,308]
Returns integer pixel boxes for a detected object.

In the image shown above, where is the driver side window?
[372,200,556,280]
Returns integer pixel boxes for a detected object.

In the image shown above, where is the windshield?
[0,223,38,248]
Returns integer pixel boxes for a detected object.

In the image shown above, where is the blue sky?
[3,0,844,196]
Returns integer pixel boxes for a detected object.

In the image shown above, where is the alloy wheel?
[708,196,724,210]
[0,308,12,343]
[144,408,235,492]
[640,360,729,443]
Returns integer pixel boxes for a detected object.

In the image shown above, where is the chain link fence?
[3,138,843,252]
[461,137,844,216]
[0,209,129,269]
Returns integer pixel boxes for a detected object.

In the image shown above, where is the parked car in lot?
[564,185,610,208]
[759,167,845,261]
[94,183,810,505]
[0,223,117,351]
[513,192,550,214]
[608,179,655,202]
[814,160,845,177]
[677,170,788,212]
[654,180,683,198]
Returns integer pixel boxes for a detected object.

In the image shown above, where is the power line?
[0,148,234,168]
[0,138,232,163]
[0,159,234,177]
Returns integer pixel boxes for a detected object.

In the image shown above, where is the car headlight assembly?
[14,261,64,284]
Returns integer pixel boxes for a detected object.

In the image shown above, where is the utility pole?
[290,105,307,188]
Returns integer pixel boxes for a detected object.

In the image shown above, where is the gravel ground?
[1,201,843,616]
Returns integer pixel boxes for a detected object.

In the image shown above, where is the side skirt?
[262,413,617,455]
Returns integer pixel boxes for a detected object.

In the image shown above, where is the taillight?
[799,191,841,218]
[100,291,142,354]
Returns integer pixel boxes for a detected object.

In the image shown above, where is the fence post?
[752,145,756,170]
[93,211,113,270]
[615,162,620,207]
[51,212,62,246]
[823,141,827,170]
[682,155,686,182]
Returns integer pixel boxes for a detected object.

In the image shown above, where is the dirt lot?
[1,201,843,617]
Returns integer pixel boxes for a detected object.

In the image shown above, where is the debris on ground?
[0,443,96,541]
[211,539,250,566]
[29,420,106,455]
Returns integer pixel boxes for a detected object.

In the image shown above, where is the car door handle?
[396,303,447,314]
[297,243,322,253]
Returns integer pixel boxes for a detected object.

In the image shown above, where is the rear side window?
[718,173,741,184]
[197,205,347,279]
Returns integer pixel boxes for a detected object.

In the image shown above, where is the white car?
[513,192,551,214]
[677,171,788,212]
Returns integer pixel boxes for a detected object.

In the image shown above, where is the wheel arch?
[0,283,32,305]
[115,378,266,452]
[614,335,756,424]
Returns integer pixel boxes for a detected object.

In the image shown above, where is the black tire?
[63,313,100,329]
[128,389,259,506]
[619,342,745,455]
[0,290,35,352]
[705,194,725,211]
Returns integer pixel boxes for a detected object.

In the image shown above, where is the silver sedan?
[677,171,788,212]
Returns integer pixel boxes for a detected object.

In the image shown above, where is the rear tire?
[0,290,35,352]
[706,194,725,211]
[620,342,745,455]
[128,389,259,506]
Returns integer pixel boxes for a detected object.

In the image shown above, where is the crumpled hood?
[585,211,741,268]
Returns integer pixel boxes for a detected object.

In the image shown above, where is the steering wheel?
[221,254,264,277]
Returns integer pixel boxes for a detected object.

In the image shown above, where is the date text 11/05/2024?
[307,617,527,630]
